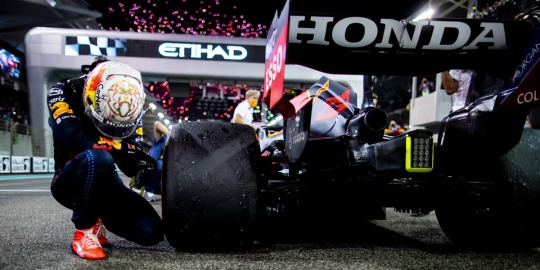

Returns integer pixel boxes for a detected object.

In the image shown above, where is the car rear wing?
[263,0,536,116]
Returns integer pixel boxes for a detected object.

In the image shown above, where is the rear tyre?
[436,128,540,248]
[162,122,260,251]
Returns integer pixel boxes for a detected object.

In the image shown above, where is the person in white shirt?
[441,70,473,112]
[231,89,260,129]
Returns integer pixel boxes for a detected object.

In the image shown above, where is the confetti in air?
[93,0,284,38]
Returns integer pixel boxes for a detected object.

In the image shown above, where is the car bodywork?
[163,0,540,249]
[258,0,540,243]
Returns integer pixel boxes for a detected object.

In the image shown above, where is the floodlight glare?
[412,8,435,21]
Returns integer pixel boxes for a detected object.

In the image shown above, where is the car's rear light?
[405,131,434,172]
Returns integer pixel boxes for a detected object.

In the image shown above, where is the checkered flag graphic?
[65,36,127,57]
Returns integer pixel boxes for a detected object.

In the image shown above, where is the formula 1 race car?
[162,0,540,250]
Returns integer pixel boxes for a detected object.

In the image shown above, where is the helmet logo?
[84,64,108,109]
[83,61,145,139]
[107,80,144,121]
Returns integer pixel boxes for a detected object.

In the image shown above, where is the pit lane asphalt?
[2,174,540,270]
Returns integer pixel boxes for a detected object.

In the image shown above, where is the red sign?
[263,0,290,112]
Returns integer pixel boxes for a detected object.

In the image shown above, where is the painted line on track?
[0,174,54,181]
[0,189,50,192]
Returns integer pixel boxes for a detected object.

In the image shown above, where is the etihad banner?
[64,36,265,63]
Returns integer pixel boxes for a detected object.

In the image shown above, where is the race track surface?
[1,174,540,270]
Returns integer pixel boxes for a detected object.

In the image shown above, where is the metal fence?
[0,119,34,156]
[0,119,30,135]
[31,128,53,157]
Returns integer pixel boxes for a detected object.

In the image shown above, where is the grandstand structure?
[15,27,363,167]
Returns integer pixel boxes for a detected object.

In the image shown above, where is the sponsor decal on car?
[289,16,508,51]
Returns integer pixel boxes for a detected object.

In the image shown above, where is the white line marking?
[0,190,50,192]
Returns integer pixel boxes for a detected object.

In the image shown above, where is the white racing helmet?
[83,61,146,139]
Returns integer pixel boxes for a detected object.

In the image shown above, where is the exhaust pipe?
[346,107,388,144]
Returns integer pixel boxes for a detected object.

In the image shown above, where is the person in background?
[384,120,404,136]
[131,120,169,202]
[441,70,473,112]
[0,51,8,74]
[411,70,471,217]
[418,77,434,97]
[48,58,163,260]
[231,89,260,130]
[402,123,410,131]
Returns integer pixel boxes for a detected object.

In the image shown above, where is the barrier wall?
[0,131,10,155]
[0,155,54,174]
[0,131,33,156]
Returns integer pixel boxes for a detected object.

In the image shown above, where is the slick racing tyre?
[162,121,260,251]
[436,128,540,248]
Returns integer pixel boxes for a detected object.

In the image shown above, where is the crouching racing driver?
[47,60,163,260]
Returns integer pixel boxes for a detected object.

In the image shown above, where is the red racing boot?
[92,218,108,245]
[72,228,106,260]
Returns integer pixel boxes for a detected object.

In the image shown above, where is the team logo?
[48,87,64,96]
[93,137,122,151]
[50,102,73,119]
